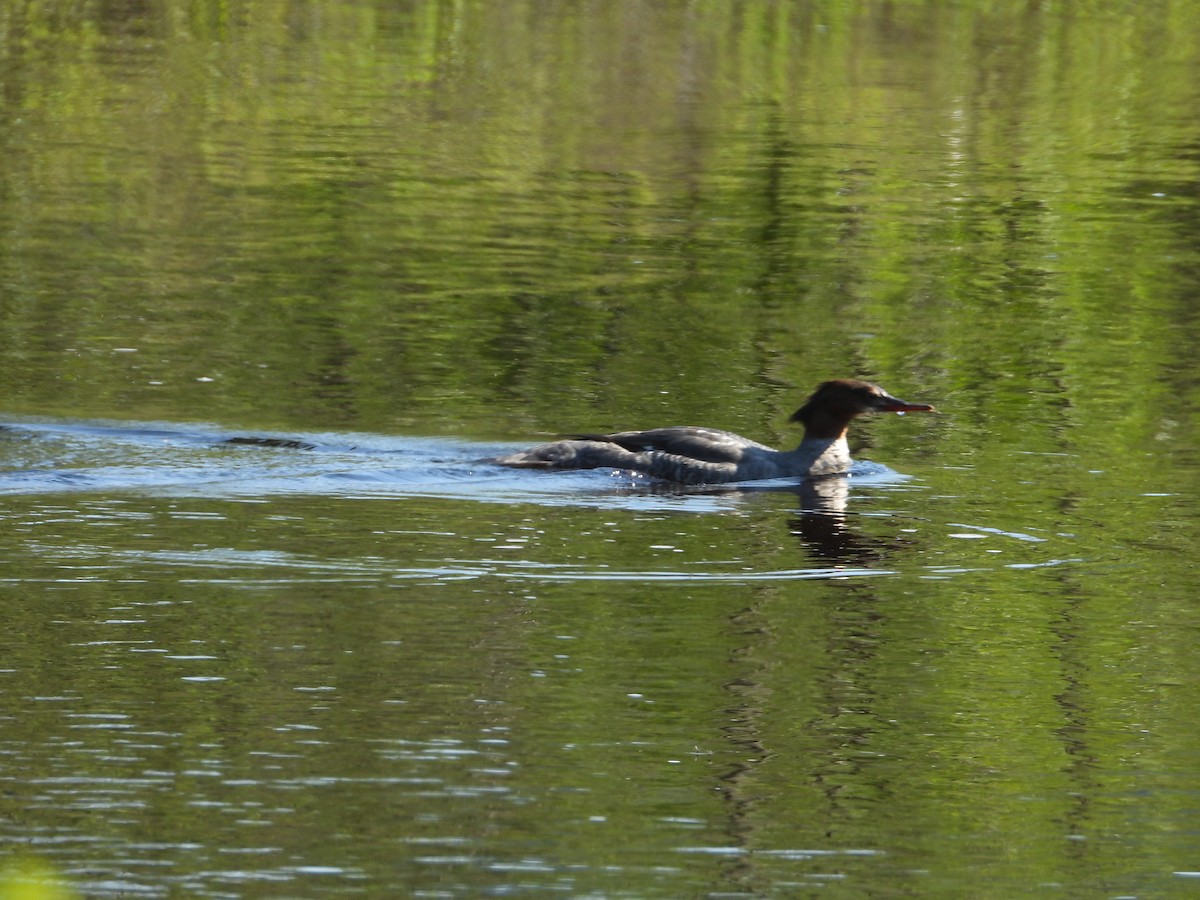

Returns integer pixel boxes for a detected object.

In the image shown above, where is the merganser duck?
[494,379,935,485]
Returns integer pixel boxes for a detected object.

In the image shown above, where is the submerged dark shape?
[223,436,317,451]
[493,379,935,485]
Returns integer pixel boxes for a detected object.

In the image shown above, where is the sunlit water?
[4,0,1200,897]
[4,413,1198,898]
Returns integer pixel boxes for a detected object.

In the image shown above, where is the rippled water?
[5,410,1198,897]
[4,0,1200,896]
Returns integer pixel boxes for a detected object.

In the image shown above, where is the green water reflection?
[2,0,1200,896]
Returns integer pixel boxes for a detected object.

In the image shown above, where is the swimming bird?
[493,379,935,485]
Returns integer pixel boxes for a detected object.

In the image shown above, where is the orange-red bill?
[879,397,936,413]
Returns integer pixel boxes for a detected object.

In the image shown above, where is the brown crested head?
[789,379,935,438]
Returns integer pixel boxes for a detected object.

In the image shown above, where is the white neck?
[788,435,852,477]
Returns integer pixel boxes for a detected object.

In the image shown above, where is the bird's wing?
[569,427,770,464]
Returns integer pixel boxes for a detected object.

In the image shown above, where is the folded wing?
[570,427,770,464]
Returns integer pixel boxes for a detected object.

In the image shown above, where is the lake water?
[3,2,1200,897]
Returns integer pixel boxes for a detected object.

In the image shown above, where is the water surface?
[3,1,1200,897]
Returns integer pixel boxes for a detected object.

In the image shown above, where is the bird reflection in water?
[788,475,912,567]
